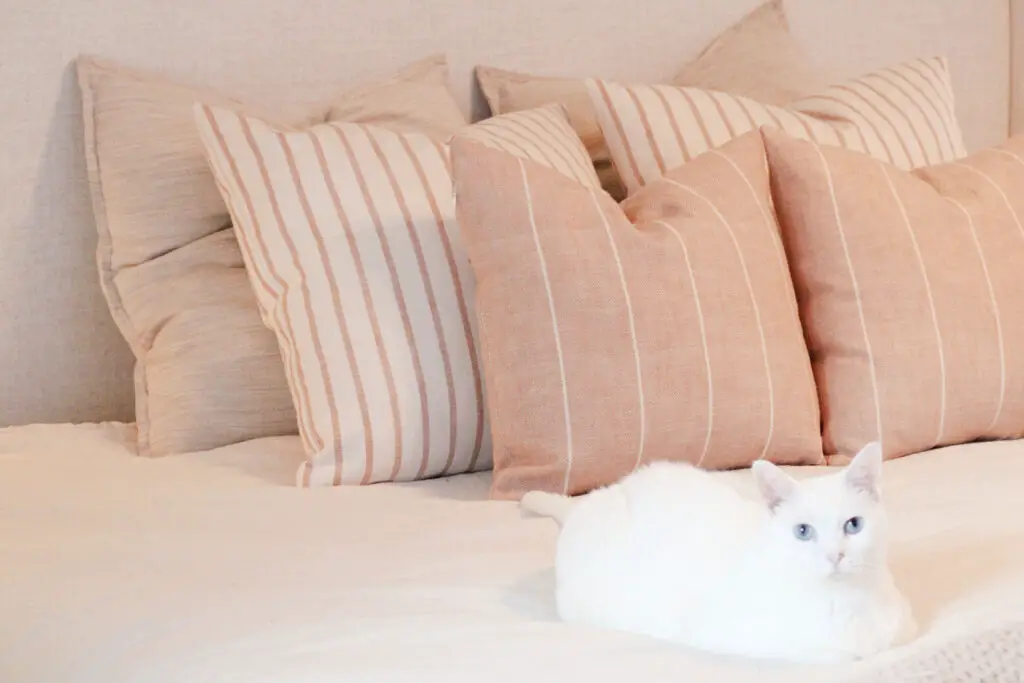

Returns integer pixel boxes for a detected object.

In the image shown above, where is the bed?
[2,423,1023,682]
[3,0,1024,681]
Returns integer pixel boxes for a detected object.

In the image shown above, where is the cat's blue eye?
[793,523,816,541]
[843,516,864,535]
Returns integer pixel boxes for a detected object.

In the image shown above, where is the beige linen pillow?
[195,103,599,486]
[589,57,966,196]
[78,54,467,457]
[763,127,1024,464]
[475,0,825,199]
[670,0,825,104]
[449,129,823,500]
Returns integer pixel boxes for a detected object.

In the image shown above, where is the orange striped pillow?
[762,127,1024,464]
[450,129,824,500]
[589,57,966,195]
[194,104,600,486]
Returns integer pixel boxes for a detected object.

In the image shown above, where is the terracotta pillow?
[79,54,467,457]
[589,56,967,196]
[195,103,600,487]
[475,0,824,200]
[762,127,1024,464]
[449,129,823,500]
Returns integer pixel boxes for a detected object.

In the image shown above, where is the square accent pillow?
[763,127,1024,463]
[449,129,823,500]
[195,103,600,486]
[475,0,825,200]
[589,57,967,196]
[78,54,467,457]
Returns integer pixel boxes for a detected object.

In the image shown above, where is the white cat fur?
[520,443,917,663]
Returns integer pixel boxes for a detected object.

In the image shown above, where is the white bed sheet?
[1,422,1023,683]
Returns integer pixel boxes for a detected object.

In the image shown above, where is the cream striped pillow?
[194,104,598,486]
[588,57,967,195]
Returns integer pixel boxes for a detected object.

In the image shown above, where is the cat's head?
[751,442,888,581]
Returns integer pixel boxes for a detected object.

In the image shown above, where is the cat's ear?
[844,441,883,500]
[752,460,797,512]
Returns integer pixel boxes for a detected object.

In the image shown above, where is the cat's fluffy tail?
[519,490,574,524]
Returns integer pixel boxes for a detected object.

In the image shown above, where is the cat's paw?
[885,592,920,648]
[893,611,919,647]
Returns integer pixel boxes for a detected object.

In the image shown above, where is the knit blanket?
[848,622,1024,683]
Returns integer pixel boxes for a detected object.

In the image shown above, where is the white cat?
[520,442,917,663]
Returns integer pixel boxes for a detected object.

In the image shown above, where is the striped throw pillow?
[194,104,599,486]
[588,57,966,195]
[450,129,824,500]
[763,127,1024,464]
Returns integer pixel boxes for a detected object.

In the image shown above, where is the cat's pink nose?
[828,552,845,566]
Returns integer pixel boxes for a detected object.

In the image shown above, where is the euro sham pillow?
[475,0,825,200]
[78,54,467,457]
[449,129,823,501]
[589,56,966,195]
[762,127,1024,464]
[195,103,600,486]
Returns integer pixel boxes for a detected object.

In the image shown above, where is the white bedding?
[2,423,1023,682]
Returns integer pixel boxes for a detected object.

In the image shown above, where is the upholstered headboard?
[0,0,1015,425]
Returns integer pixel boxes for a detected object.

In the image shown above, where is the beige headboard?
[0,0,1014,426]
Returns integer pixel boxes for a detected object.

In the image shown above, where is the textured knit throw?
[849,622,1024,683]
